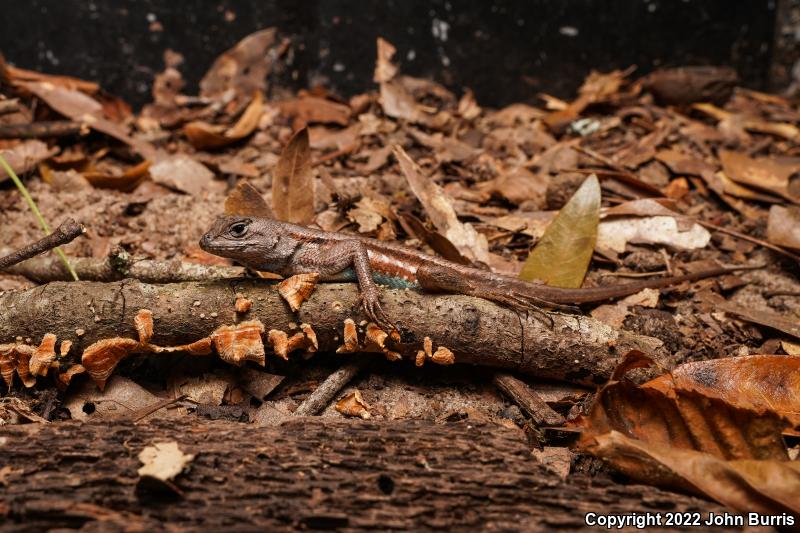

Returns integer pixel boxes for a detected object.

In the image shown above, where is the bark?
[0,280,668,385]
[0,418,732,531]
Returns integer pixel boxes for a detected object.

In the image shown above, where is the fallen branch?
[493,372,566,426]
[0,218,84,271]
[0,280,668,386]
[2,254,245,283]
[0,120,85,139]
[0,419,730,530]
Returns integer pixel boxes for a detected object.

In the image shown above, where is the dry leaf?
[719,150,799,204]
[717,300,800,341]
[83,160,151,192]
[393,145,489,264]
[578,378,788,460]
[172,373,231,406]
[644,355,800,427]
[277,96,351,127]
[184,91,264,149]
[224,181,272,217]
[146,156,213,193]
[373,37,398,83]
[583,431,800,515]
[335,390,371,419]
[137,440,194,496]
[64,376,160,421]
[19,81,156,160]
[200,28,279,101]
[641,66,737,105]
[590,288,660,328]
[519,175,600,287]
[767,205,800,250]
[272,127,315,224]
[597,216,710,253]
[0,140,57,182]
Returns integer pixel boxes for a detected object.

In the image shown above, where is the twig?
[696,220,800,263]
[492,372,565,426]
[0,120,85,139]
[294,358,369,416]
[2,254,246,283]
[128,395,188,423]
[0,218,84,270]
[0,153,79,280]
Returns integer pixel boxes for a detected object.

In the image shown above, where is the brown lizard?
[200,215,755,331]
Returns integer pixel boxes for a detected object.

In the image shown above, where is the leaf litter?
[0,29,799,517]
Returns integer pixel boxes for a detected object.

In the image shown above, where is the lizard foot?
[360,289,398,336]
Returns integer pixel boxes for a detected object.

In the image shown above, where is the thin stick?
[0,153,80,280]
[294,358,368,416]
[696,220,800,263]
[0,120,84,139]
[0,218,84,270]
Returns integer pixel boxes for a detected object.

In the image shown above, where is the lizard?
[199,215,757,332]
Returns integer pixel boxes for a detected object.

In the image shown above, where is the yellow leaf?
[519,174,600,287]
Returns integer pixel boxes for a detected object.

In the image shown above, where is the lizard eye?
[229,222,249,238]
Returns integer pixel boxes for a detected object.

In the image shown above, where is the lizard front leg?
[294,240,396,332]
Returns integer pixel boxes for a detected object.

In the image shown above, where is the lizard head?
[200,216,279,267]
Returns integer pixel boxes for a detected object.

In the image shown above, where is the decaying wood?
[2,255,245,283]
[0,418,732,531]
[0,218,84,271]
[0,280,668,385]
[294,357,368,416]
[493,372,566,426]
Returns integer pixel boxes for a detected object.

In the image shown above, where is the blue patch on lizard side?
[337,267,419,289]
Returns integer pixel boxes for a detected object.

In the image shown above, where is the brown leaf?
[373,37,398,83]
[272,127,315,224]
[83,160,151,192]
[719,150,800,204]
[583,431,800,515]
[149,156,212,195]
[578,379,788,460]
[184,91,264,149]
[19,81,156,160]
[393,145,489,264]
[694,103,800,142]
[645,355,800,427]
[519,175,600,287]
[641,66,737,105]
[767,205,800,250]
[277,96,351,128]
[0,140,57,182]
[224,181,272,217]
[200,28,280,102]
[717,300,800,341]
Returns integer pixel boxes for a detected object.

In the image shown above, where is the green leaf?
[519,174,600,287]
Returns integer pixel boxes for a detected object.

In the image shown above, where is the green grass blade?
[0,153,79,281]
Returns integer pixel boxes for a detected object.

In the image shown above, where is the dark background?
[0,0,788,108]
